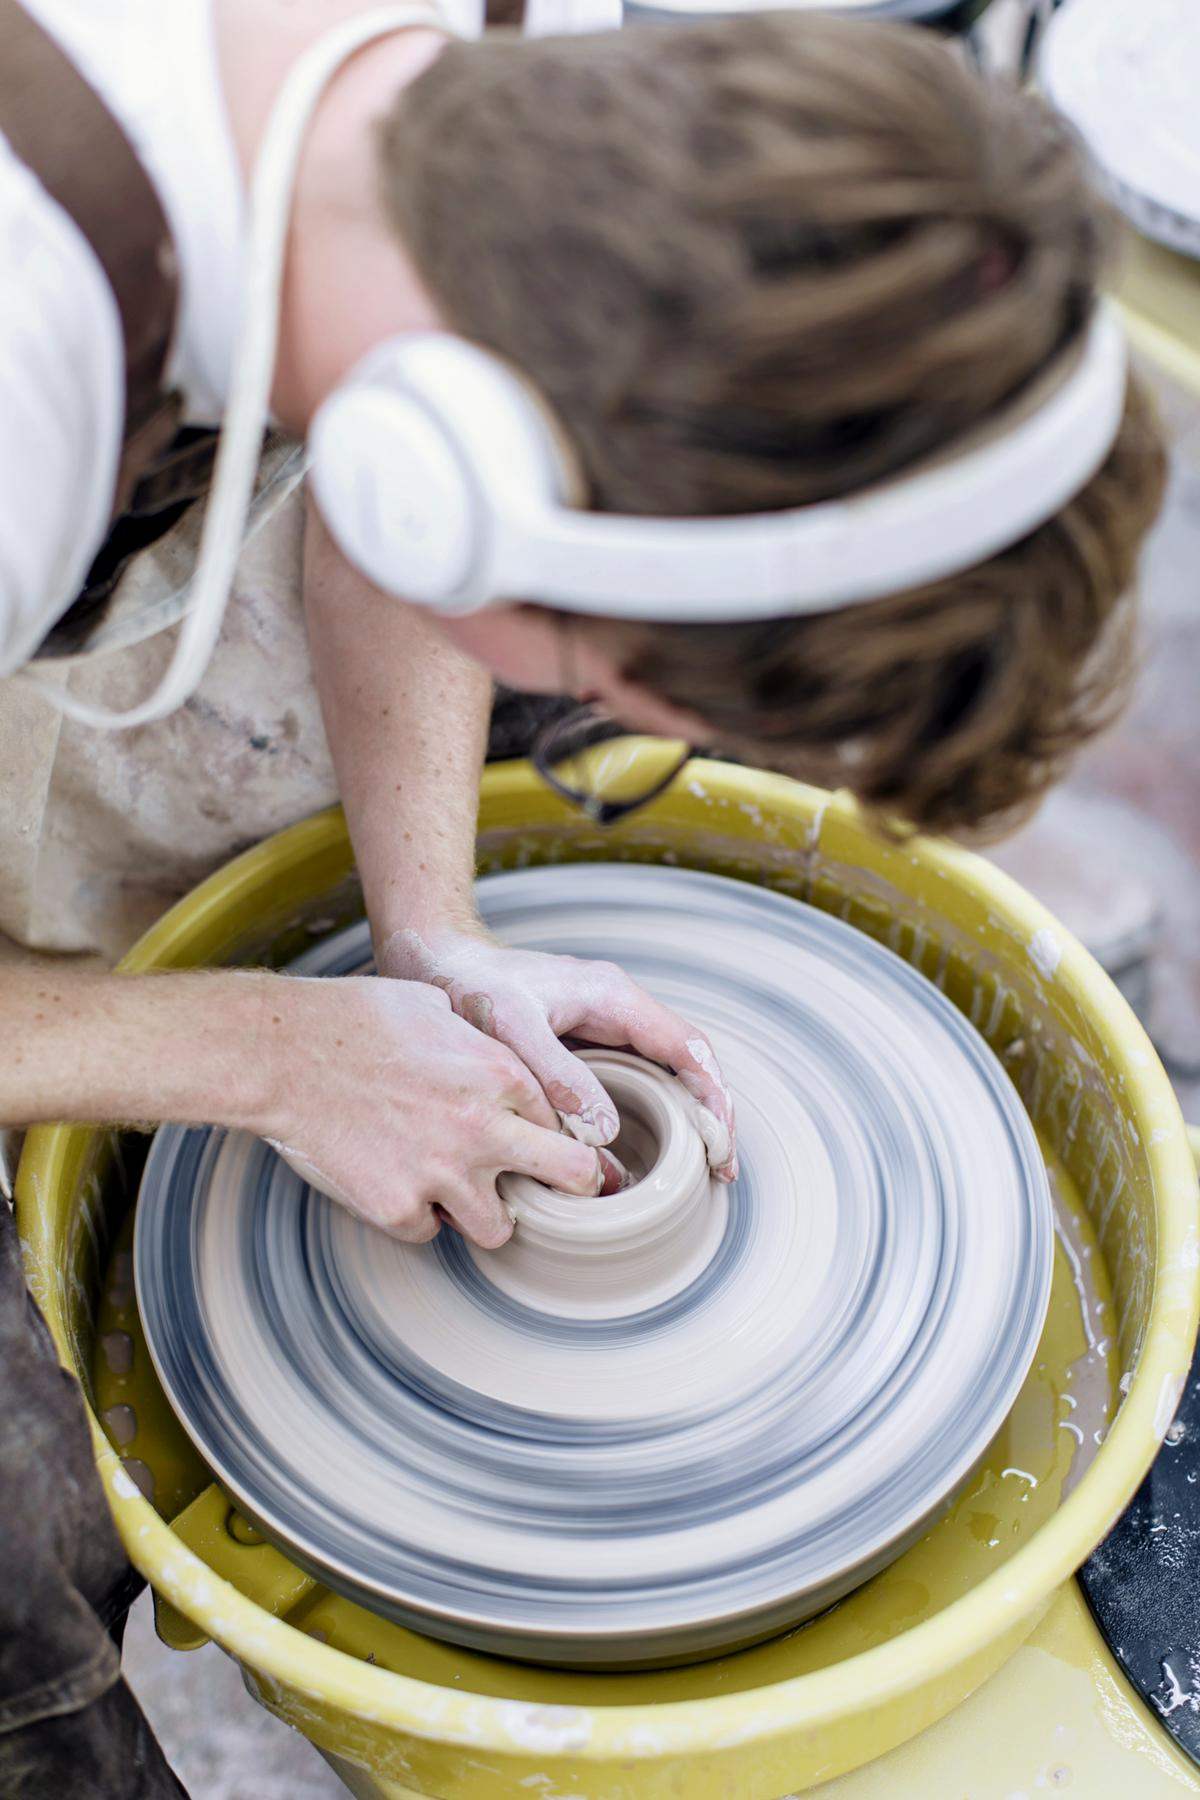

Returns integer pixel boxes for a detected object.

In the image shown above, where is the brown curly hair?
[380,13,1166,836]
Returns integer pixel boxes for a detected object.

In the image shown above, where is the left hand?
[379,926,738,1182]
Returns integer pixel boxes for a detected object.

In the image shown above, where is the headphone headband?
[309,305,1128,623]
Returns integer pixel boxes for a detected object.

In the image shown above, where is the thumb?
[503,1018,620,1147]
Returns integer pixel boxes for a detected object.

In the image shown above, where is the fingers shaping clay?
[494,1050,726,1319]
[135,865,1053,1667]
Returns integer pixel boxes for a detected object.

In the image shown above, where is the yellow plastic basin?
[16,759,1200,1798]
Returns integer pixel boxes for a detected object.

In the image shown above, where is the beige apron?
[0,449,337,962]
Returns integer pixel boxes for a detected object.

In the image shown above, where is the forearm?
[303,496,491,945]
[1,958,605,1245]
[0,965,278,1131]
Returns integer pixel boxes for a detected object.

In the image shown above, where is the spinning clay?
[135,865,1054,1666]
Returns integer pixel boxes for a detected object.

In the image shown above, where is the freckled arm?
[302,491,491,949]
[0,962,286,1133]
[301,496,735,1175]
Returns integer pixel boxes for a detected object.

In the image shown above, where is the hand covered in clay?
[379,927,738,1182]
[257,976,620,1247]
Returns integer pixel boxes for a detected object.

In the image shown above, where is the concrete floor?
[122,369,1200,1794]
[123,1593,342,1799]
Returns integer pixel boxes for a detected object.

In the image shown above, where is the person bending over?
[0,14,1164,1789]
[0,7,1163,1249]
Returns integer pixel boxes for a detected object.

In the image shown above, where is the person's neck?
[214,0,449,435]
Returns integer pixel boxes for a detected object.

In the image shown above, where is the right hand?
[251,975,615,1248]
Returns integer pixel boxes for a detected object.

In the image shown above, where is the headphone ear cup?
[309,333,585,613]
[308,377,481,609]
[498,362,589,511]
[388,334,587,574]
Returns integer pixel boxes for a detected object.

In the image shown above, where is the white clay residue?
[1049,1163,1116,1498]
[498,1703,591,1755]
[110,1465,142,1501]
[1029,927,1063,980]
[1155,1371,1187,1442]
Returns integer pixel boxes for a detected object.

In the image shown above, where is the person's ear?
[584,644,712,744]
[437,605,713,742]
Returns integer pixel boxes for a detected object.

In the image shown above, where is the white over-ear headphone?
[308,309,1127,622]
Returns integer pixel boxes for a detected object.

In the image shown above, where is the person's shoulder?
[0,132,120,353]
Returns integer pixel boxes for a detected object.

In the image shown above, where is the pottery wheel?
[135,865,1053,1666]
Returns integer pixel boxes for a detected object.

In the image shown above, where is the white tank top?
[21,0,246,422]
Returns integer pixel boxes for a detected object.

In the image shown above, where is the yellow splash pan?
[16,759,1200,1798]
